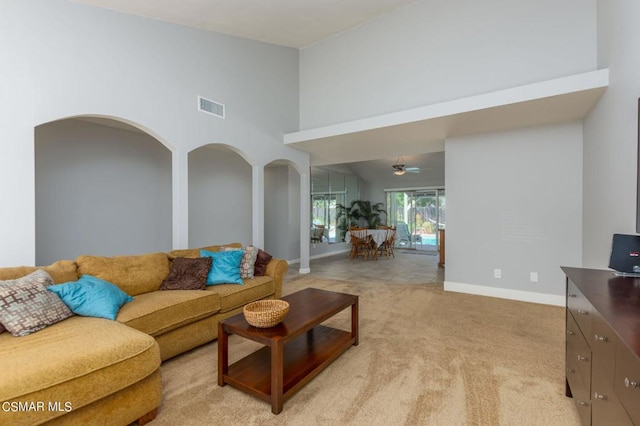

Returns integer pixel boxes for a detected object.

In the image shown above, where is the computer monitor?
[609,233,640,276]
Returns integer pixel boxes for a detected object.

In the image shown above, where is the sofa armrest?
[264,258,288,299]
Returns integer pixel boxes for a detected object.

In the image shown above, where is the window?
[311,168,360,244]
[312,193,344,243]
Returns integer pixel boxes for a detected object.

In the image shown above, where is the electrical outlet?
[530,272,538,282]
[494,269,501,279]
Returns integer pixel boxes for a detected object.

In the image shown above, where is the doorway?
[385,189,445,251]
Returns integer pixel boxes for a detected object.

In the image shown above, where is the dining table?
[344,229,389,248]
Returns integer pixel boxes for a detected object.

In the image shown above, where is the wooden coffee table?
[217,287,359,414]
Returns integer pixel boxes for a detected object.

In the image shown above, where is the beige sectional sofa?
[0,243,288,425]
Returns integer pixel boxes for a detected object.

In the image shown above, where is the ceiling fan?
[392,158,420,175]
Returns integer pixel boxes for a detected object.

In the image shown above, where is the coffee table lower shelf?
[221,325,354,412]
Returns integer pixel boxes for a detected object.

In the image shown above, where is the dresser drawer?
[592,377,633,426]
[570,382,592,426]
[592,310,617,383]
[566,313,591,399]
[567,280,592,338]
[615,341,640,424]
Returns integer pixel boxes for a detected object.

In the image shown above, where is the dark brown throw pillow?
[254,249,273,277]
[160,257,212,290]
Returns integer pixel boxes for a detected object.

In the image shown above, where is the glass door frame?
[385,187,445,251]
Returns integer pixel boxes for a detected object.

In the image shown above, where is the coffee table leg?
[352,298,359,346]
[218,322,228,387]
[271,341,284,414]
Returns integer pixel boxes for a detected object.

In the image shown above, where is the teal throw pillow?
[200,249,244,285]
[48,274,133,320]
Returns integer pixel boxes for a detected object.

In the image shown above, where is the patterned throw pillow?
[160,257,212,290]
[254,249,273,277]
[222,246,258,279]
[0,270,73,337]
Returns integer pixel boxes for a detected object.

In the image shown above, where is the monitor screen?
[609,233,640,274]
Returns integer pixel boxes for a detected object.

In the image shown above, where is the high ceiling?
[66,1,606,191]
[66,0,441,187]
[68,0,418,48]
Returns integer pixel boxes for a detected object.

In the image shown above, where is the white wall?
[299,0,595,301]
[445,123,583,301]
[300,0,597,129]
[264,165,300,260]
[582,1,640,268]
[0,0,306,266]
[35,119,172,264]
[188,147,252,247]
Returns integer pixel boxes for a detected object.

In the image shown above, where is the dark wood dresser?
[562,267,640,425]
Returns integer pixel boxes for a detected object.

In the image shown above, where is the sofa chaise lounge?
[0,243,288,425]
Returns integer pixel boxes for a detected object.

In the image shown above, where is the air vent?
[198,96,225,118]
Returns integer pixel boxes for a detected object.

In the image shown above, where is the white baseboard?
[444,281,565,306]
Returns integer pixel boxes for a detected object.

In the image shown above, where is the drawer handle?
[594,392,607,400]
[594,334,608,342]
[624,377,639,388]
[568,294,577,298]
[567,330,574,336]
[577,400,588,407]
[578,309,588,315]
[567,368,575,374]
[577,355,589,362]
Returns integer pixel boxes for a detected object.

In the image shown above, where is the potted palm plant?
[336,200,387,241]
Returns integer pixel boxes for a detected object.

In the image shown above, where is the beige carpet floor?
[151,277,581,425]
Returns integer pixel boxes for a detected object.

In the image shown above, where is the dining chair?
[311,224,325,243]
[377,227,396,258]
[349,227,376,260]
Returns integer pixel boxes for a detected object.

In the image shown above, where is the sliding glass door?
[386,189,445,250]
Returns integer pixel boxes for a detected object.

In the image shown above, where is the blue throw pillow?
[200,249,244,285]
[48,274,133,320]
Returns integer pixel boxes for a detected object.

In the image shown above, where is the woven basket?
[243,299,290,328]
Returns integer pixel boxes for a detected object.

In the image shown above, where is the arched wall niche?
[264,159,303,261]
[34,116,173,264]
[188,143,253,247]
[36,114,176,151]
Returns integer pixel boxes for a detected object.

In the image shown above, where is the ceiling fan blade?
[405,167,420,173]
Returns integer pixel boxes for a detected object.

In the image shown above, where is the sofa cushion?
[116,290,221,336]
[0,260,78,284]
[201,249,244,285]
[205,275,274,313]
[76,252,170,296]
[0,316,160,425]
[160,257,211,290]
[0,270,74,337]
[49,275,133,320]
